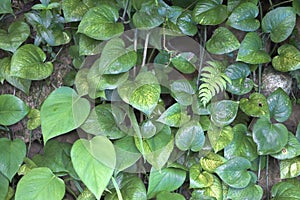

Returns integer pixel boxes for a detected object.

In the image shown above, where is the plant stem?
[258,64,262,93]
[270,0,293,9]
[133,29,138,77]
[268,0,273,8]
[197,26,207,88]
[257,156,262,183]
[266,155,269,200]
[112,177,123,200]
[122,0,129,20]
[142,32,150,67]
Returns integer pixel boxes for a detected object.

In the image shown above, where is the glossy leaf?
[193,0,228,25]
[174,12,198,36]
[227,0,258,12]
[40,87,90,144]
[141,120,156,138]
[157,103,190,127]
[271,182,300,199]
[62,0,89,22]
[78,5,124,40]
[209,100,239,127]
[262,7,296,43]
[170,79,195,106]
[71,136,116,199]
[239,92,270,118]
[171,52,197,74]
[237,32,271,64]
[227,2,260,31]
[267,88,292,122]
[15,167,65,200]
[0,0,13,14]
[147,167,186,199]
[206,27,240,54]
[156,191,185,200]
[200,152,227,173]
[190,164,214,188]
[10,44,53,80]
[280,157,300,179]
[208,124,233,153]
[79,34,103,56]
[0,94,29,126]
[253,118,289,155]
[272,44,300,72]
[27,109,41,130]
[272,132,300,160]
[215,157,251,188]
[193,175,223,200]
[0,138,26,181]
[0,21,30,52]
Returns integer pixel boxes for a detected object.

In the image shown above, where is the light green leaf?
[0,21,30,52]
[280,157,300,179]
[141,120,157,138]
[209,100,239,127]
[157,103,190,127]
[0,94,29,126]
[190,164,214,189]
[171,52,197,74]
[272,44,300,72]
[147,167,186,199]
[0,138,26,181]
[156,191,185,200]
[262,7,296,43]
[40,87,90,144]
[71,136,116,199]
[271,182,300,199]
[253,118,289,155]
[240,92,270,118]
[0,0,13,14]
[15,167,65,200]
[10,44,53,80]
[272,132,300,160]
[200,152,227,173]
[237,32,271,64]
[27,109,41,130]
[208,124,233,153]
[206,27,240,54]
[78,5,124,40]
[193,0,228,25]
[170,79,195,106]
[0,173,9,200]
[193,175,223,200]
[62,0,89,22]
[227,2,260,31]
[215,157,251,188]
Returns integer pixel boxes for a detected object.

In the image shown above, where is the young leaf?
[157,103,190,127]
[262,7,296,43]
[271,182,300,199]
[40,87,90,144]
[0,138,26,181]
[78,5,124,40]
[71,136,116,199]
[253,118,289,155]
[237,32,271,64]
[193,0,228,25]
[215,157,252,188]
[239,92,270,118]
[147,167,186,199]
[200,152,227,173]
[208,124,233,153]
[272,44,300,72]
[209,100,239,127]
[206,27,240,54]
[10,44,53,80]
[15,167,65,200]
[0,94,29,126]
[0,0,13,14]
[190,164,214,189]
[62,0,89,22]
[271,132,300,160]
[280,157,300,179]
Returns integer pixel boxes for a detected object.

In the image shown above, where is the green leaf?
[147,167,186,199]
[237,32,271,64]
[0,138,26,181]
[156,191,185,200]
[71,136,116,199]
[226,2,260,31]
[227,0,258,12]
[262,7,296,43]
[15,167,65,200]
[272,132,300,160]
[79,34,103,56]
[157,103,190,127]
[10,44,53,80]
[215,157,251,188]
[200,152,227,173]
[141,120,157,138]
[175,120,205,152]
[27,109,41,130]
[272,44,300,72]
[253,118,289,155]
[294,0,300,15]
[0,173,9,200]
[224,124,258,161]
[78,5,124,40]
[208,124,233,153]
[0,0,13,14]
[0,94,29,126]
[267,88,292,122]
[171,52,196,74]
[271,182,300,199]
[209,100,239,127]
[190,164,214,189]
[239,92,270,118]
[40,87,90,144]
[62,0,89,22]
[206,27,240,55]
[170,79,195,106]
[0,21,30,53]
[193,0,228,25]
[168,11,198,36]
[193,175,223,200]
[280,157,300,179]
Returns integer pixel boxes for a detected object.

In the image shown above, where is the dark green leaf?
[209,100,239,127]
[0,0,13,14]
[171,52,197,74]
[294,0,300,15]
[157,103,190,127]
[175,11,198,36]
[239,92,270,118]
[190,164,214,188]
[272,44,300,72]
[271,182,300,199]
[208,124,233,153]
[227,0,258,12]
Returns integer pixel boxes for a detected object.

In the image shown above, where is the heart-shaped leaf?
[167,11,198,36]
[206,27,240,55]
[141,120,157,138]
[171,52,197,74]
[237,32,271,64]
[147,167,186,199]
[62,0,89,22]
[193,0,228,25]
[0,0,13,14]
[0,94,29,126]
[240,92,270,118]
[262,7,296,43]
[200,152,227,173]
[157,103,190,127]
[253,118,288,155]
[209,100,239,127]
[78,5,124,40]
[208,124,233,153]
[280,157,300,179]
[15,167,65,200]
[71,136,116,199]
[226,2,260,31]
[79,34,103,56]
[272,44,300,72]
[224,124,258,161]
[0,138,26,181]
[156,191,185,200]
[191,175,223,200]
[271,132,300,160]
[10,44,53,80]
[0,21,30,52]
[215,157,251,188]
[271,182,300,199]
[267,88,292,122]
[170,79,195,106]
[41,87,90,144]
[175,121,205,152]
[190,164,214,188]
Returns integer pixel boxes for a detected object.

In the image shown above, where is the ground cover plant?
[0,0,300,199]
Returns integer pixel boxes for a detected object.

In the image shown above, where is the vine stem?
[197,26,207,88]
[266,155,270,200]
[269,0,293,9]
[142,32,150,67]
[258,64,262,93]
[257,156,262,183]
[122,0,129,20]
[112,177,123,200]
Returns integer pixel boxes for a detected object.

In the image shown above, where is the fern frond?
[198,61,231,107]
